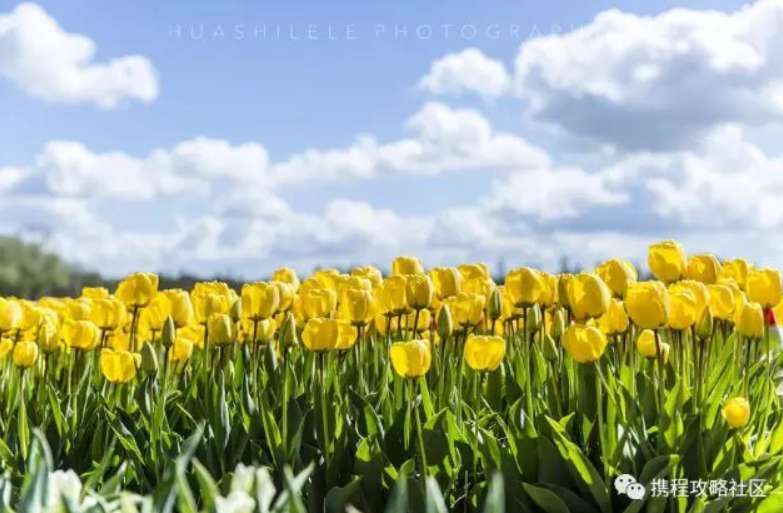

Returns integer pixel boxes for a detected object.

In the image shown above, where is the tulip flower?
[162,289,195,328]
[405,275,434,310]
[720,259,750,290]
[191,282,236,324]
[685,254,722,284]
[625,281,670,329]
[429,267,461,299]
[0,297,22,334]
[115,273,159,308]
[300,286,337,320]
[241,282,280,321]
[746,268,782,308]
[595,258,637,297]
[390,339,431,378]
[723,397,751,429]
[100,349,137,384]
[464,335,505,372]
[62,319,101,351]
[208,314,235,346]
[444,292,485,328]
[335,319,358,350]
[708,284,736,320]
[735,301,763,339]
[273,267,301,291]
[90,298,126,330]
[350,266,383,287]
[597,298,629,336]
[302,317,339,352]
[392,256,424,276]
[567,273,611,320]
[636,329,670,363]
[505,267,546,307]
[648,240,686,283]
[667,288,697,330]
[12,340,38,369]
[169,335,194,362]
[375,276,408,315]
[563,324,607,363]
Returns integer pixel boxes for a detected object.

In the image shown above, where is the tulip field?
[2,240,783,513]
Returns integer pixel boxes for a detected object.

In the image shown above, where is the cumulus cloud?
[0,2,158,108]
[419,48,511,99]
[514,0,783,150]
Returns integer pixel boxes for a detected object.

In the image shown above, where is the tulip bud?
[437,305,453,341]
[551,309,566,339]
[525,305,542,334]
[487,288,502,322]
[542,334,559,362]
[141,343,159,375]
[161,316,176,349]
[230,299,243,323]
[697,307,713,341]
[279,312,298,352]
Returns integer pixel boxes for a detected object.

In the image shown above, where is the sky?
[1,0,783,279]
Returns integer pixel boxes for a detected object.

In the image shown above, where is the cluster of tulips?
[0,240,782,513]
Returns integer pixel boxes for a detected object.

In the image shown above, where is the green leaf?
[522,483,569,513]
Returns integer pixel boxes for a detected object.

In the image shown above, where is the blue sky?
[1,0,782,278]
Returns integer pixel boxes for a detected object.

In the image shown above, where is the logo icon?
[615,474,645,500]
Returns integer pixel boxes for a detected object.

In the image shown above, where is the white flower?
[45,470,82,513]
[215,489,256,513]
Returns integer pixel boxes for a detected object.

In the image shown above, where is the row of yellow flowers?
[0,240,775,429]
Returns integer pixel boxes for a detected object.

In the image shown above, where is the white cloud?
[487,167,627,220]
[0,2,158,108]
[513,0,783,150]
[419,48,511,99]
[272,102,551,186]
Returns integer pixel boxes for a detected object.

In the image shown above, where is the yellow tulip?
[567,273,611,320]
[735,300,763,339]
[37,321,60,353]
[595,259,637,297]
[723,397,750,429]
[162,289,194,328]
[241,282,280,321]
[636,329,670,363]
[144,293,172,332]
[339,287,376,326]
[597,298,629,335]
[312,269,343,291]
[708,284,736,320]
[538,272,559,307]
[115,272,159,308]
[300,286,337,320]
[375,276,408,315]
[12,340,38,369]
[81,287,110,300]
[18,301,42,332]
[0,297,22,333]
[90,298,126,330]
[169,335,194,362]
[302,317,339,352]
[390,339,431,378]
[563,324,607,364]
[648,240,686,283]
[191,282,236,324]
[669,280,709,320]
[350,266,383,287]
[557,274,574,309]
[62,319,101,350]
[464,335,505,372]
[335,319,359,350]
[271,281,295,312]
[445,292,485,328]
[273,267,301,291]
[720,259,750,290]
[392,256,424,276]
[100,349,137,384]
[429,267,461,299]
[505,267,546,307]
[625,281,670,329]
[685,254,722,284]
[747,268,782,308]
[65,298,92,321]
[405,275,434,310]
[208,313,235,346]
[668,288,697,330]
[178,324,206,349]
